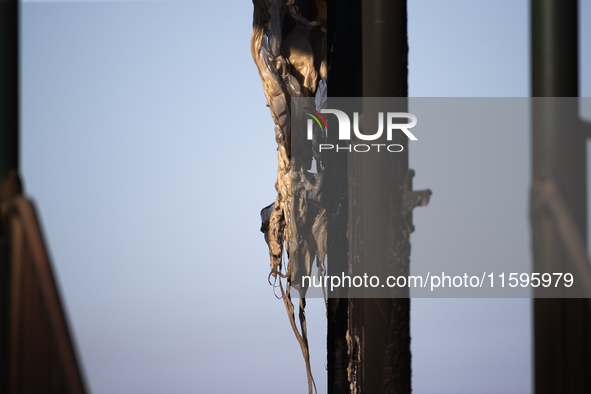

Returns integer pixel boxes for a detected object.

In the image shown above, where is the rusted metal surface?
[1,172,87,394]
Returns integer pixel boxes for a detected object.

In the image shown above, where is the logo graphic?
[304,108,418,153]
[304,107,328,139]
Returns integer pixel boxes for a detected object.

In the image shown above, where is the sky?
[18,0,591,393]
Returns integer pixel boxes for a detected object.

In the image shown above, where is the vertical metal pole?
[0,1,19,178]
[360,1,410,393]
[327,1,361,393]
[531,0,591,392]
[327,1,410,392]
[0,0,19,391]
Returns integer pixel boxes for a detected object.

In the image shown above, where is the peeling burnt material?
[252,1,327,394]
[255,1,433,393]
[260,203,274,232]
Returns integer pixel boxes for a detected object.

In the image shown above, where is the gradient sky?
[18,1,591,393]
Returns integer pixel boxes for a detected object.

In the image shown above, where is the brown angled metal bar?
[6,196,87,394]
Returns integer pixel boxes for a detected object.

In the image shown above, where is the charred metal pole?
[327,0,410,392]
[327,1,361,393]
[531,0,591,392]
[0,0,19,390]
[359,1,411,393]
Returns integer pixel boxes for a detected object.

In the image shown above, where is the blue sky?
[19,1,590,393]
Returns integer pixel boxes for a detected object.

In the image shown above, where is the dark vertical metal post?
[328,1,410,392]
[0,1,18,177]
[0,0,19,391]
[360,1,410,393]
[531,0,591,392]
[327,1,362,393]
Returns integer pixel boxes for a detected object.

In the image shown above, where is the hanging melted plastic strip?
[252,1,327,393]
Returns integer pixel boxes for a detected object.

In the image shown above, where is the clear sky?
[19,0,591,393]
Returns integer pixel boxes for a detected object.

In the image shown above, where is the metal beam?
[359,1,410,393]
[0,0,19,390]
[326,1,361,392]
[531,1,591,392]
